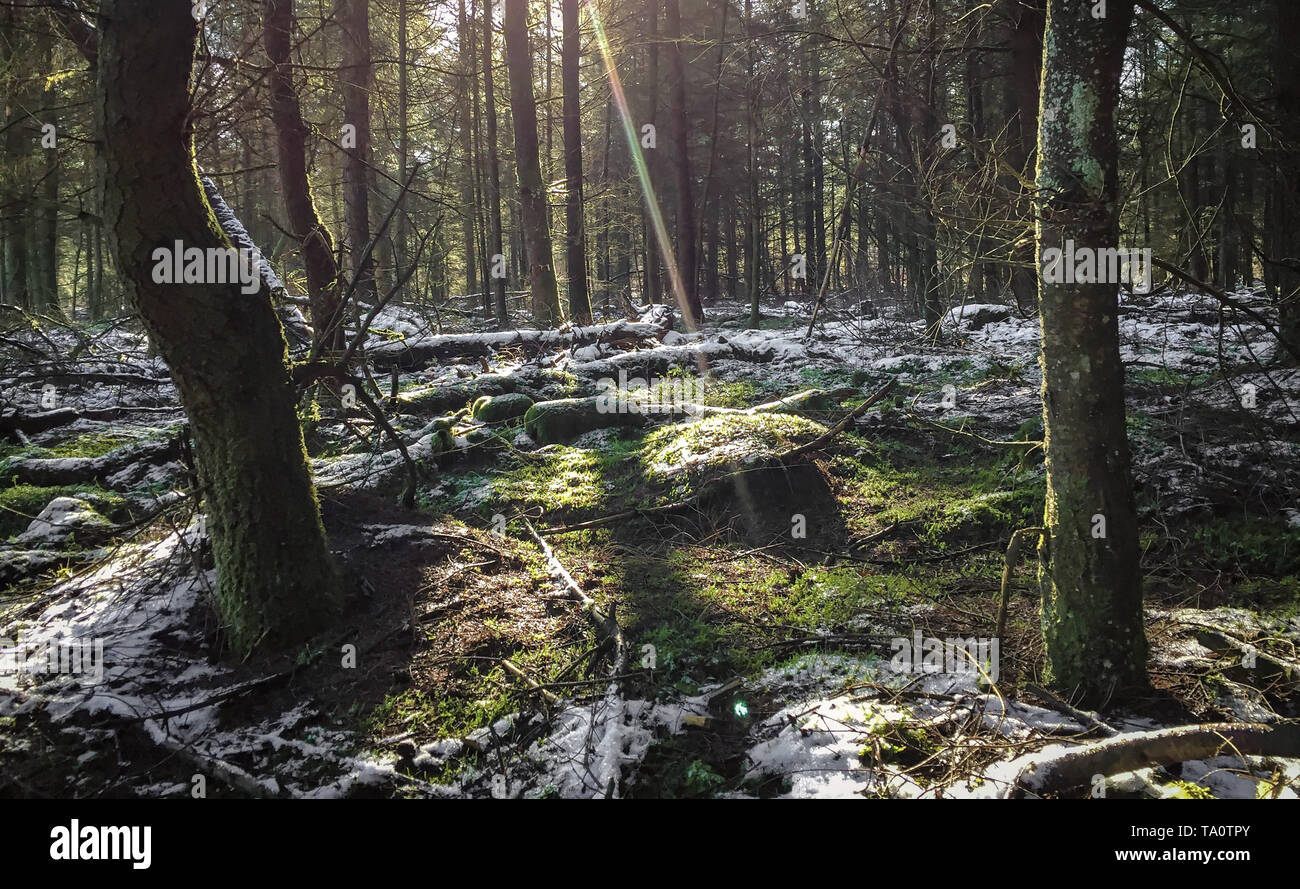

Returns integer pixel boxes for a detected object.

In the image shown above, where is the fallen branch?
[997,527,1044,641]
[778,378,897,460]
[1004,720,1300,798]
[500,658,561,710]
[522,516,626,679]
[1024,682,1118,738]
[0,405,178,440]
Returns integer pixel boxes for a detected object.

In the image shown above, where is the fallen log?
[394,373,518,415]
[4,371,169,388]
[369,320,672,370]
[1003,720,1300,798]
[522,396,649,444]
[0,405,179,440]
[1,438,183,489]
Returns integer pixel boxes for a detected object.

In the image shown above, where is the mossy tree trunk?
[1035,0,1147,705]
[98,0,340,654]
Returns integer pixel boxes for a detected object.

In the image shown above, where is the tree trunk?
[1035,0,1147,704]
[338,0,375,304]
[746,0,760,326]
[264,0,345,352]
[503,0,560,326]
[458,0,478,301]
[644,0,662,306]
[1271,0,1300,355]
[34,26,59,310]
[1005,0,1044,314]
[562,0,591,323]
[483,0,509,326]
[98,0,340,655]
[2,2,32,309]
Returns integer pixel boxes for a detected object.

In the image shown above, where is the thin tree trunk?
[338,0,376,303]
[458,0,478,301]
[644,0,661,306]
[484,0,509,326]
[264,0,344,351]
[562,0,591,323]
[663,0,699,325]
[504,0,561,325]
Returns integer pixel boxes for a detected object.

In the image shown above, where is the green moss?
[0,485,129,539]
[471,392,533,423]
[1164,516,1300,579]
[693,378,758,409]
[1162,779,1215,800]
[46,432,138,459]
[486,433,645,516]
[641,412,824,482]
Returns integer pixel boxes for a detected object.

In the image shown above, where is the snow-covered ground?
[3,290,1297,797]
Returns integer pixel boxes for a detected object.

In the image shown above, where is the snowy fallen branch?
[1004,721,1300,798]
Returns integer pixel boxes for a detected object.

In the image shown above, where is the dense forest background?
[3,0,1296,335]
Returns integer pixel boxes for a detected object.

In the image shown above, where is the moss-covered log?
[523,396,649,444]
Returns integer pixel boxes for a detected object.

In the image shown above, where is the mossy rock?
[0,485,129,539]
[523,396,648,444]
[472,393,534,423]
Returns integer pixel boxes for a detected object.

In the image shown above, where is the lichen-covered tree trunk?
[98,0,340,654]
[1035,0,1147,704]
[263,0,345,352]
[503,0,560,327]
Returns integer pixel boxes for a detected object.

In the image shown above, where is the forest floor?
[1,288,1298,798]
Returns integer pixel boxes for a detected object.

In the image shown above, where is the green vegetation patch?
[0,485,129,539]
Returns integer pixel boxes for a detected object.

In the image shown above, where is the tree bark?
[664,0,700,326]
[338,0,376,303]
[458,0,478,301]
[503,0,560,326]
[483,0,509,326]
[98,0,340,654]
[1270,0,1300,356]
[562,0,591,323]
[263,0,345,352]
[1035,0,1147,704]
